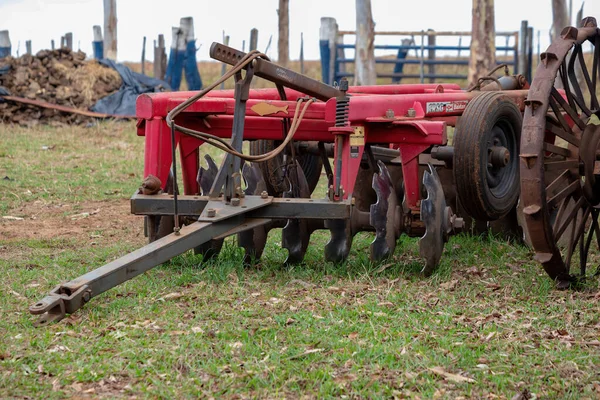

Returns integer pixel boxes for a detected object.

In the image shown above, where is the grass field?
[1,121,600,399]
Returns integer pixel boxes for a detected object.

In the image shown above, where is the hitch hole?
[35,303,43,307]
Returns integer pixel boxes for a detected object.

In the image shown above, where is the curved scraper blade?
[238,161,270,266]
[195,154,222,260]
[197,154,219,196]
[282,160,312,265]
[419,164,447,276]
[370,160,399,261]
[324,219,353,263]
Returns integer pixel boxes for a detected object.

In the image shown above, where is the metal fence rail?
[319,18,534,85]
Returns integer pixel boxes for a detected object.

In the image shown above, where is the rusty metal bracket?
[29,284,90,327]
[29,218,242,325]
[198,196,273,222]
[210,42,342,101]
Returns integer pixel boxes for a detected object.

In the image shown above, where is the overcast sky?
[0,0,596,62]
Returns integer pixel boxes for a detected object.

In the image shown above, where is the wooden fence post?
[427,30,436,82]
[277,0,289,67]
[319,17,337,84]
[249,28,259,51]
[220,35,230,89]
[141,36,147,75]
[0,31,11,58]
[93,25,104,59]
[526,26,533,81]
[153,34,166,80]
[180,16,202,90]
[165,27,185,90]
[300,32,305,74]
[517,20,528,76]
[65,33,73,51]
[103,0,117,60]
[355,0,376,86]
[468,0,496,87]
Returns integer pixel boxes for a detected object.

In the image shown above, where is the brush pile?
[0,49,122,125]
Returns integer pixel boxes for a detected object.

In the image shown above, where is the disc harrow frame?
[30,42,534,325]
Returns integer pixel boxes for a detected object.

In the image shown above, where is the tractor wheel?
[250,140,323,196]
[519,18,600,288]
[453,91,522,221]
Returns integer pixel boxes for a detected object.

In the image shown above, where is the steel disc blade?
[282,160,312,264]
[369,160,399,261]
[419,165,447,276]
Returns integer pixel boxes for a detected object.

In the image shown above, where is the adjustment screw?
[260,191,268,199]
[406,108,416,118]
[206,208,216,217]
[385,109,395,119]
[231,198,240,206]
[339,78,349,91]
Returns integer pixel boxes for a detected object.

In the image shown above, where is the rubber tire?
[453,92,522,221]
[249,140,323,195]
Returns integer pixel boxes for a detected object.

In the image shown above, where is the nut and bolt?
[385,109,395,119]
[260,190,269,199]
[231,198,240,206]
[82,291,91,303]
[406,108,416,118]
[206,208,216,218]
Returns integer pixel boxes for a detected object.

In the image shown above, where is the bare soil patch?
[0,198,144,254]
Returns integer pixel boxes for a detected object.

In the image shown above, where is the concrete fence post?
[93,25,104,59]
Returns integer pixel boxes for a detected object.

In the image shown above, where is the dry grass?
[1,122,600,399]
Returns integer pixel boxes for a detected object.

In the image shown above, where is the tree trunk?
[551,0,569,38]
[355,0,376,86]
[103,0,117,60]
[277,0,289,67]
[468,0,496,87]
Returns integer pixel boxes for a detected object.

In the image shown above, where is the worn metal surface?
[30,218,243,324]
[209,42,342,101]
[419,165,449,276]
[370,161,400,261]
[519,18,600,286]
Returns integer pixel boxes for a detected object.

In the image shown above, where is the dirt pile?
[0,49,122,125]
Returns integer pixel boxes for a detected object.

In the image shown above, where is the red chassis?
[136,84,528,213]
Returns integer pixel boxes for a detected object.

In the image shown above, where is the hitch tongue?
[29,291,66,327]
[29,284,90,327]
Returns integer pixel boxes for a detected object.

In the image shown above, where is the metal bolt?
[452,216,465,230]
[206,208,216,217]
[82,291,91,303]
[260,191,268,199]
[339,78,349,91]
[231,198,240,206]
[406,108,416,118]
[385,109,395,119]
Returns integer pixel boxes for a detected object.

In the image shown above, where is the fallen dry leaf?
[2,216,24,221]
[288,348,324,360]
[348,332,359,340]
[374,263,393,273]
[159,292,183,301]
[440,280,458,290]
[428,366,475,383]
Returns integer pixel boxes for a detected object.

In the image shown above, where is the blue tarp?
[90,59,171,116]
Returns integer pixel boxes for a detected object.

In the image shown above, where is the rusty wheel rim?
[520,17,600,286]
